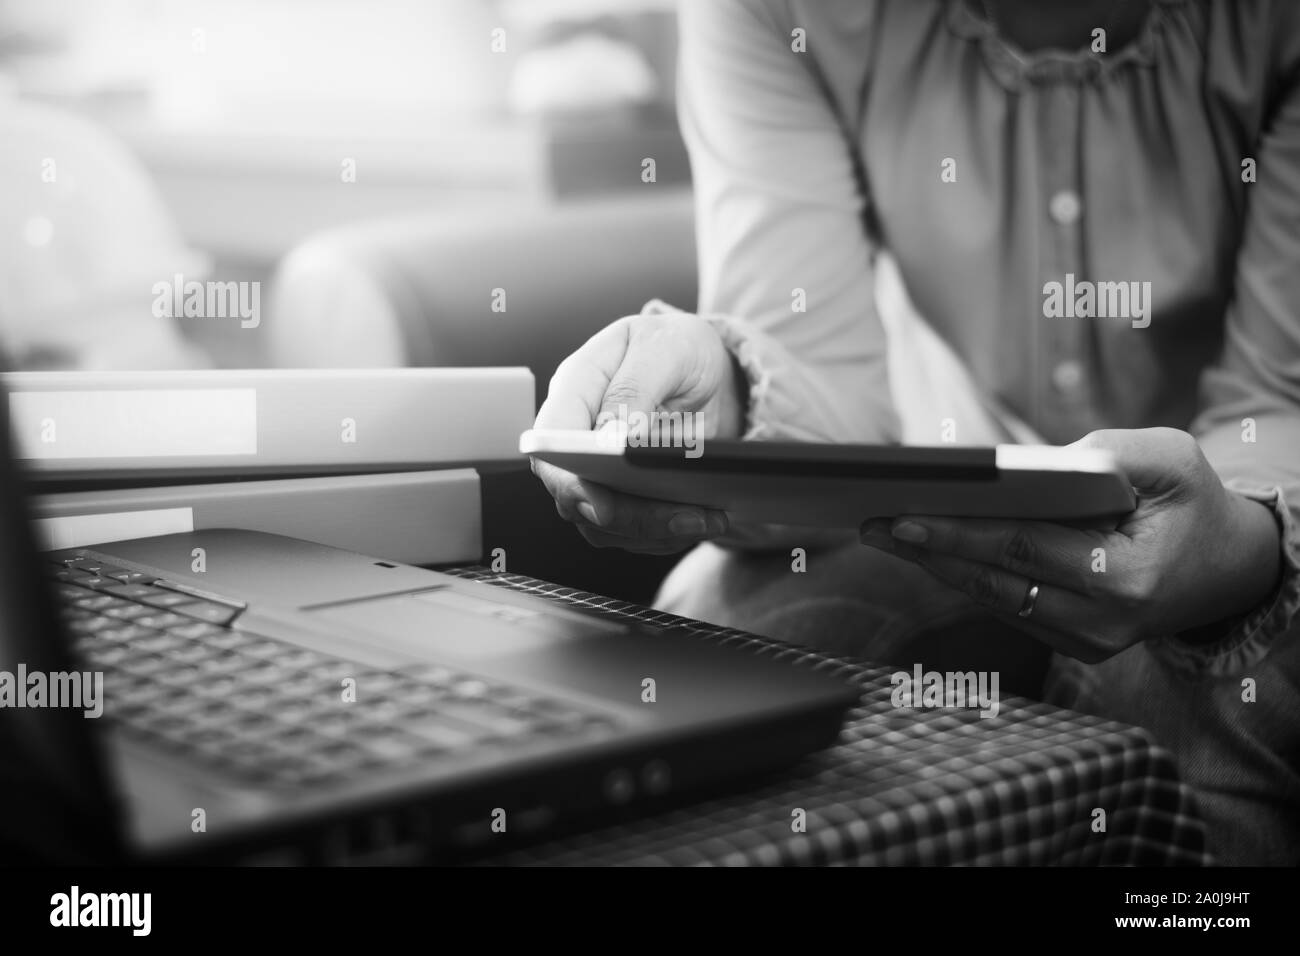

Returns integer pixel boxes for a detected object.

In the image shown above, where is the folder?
[32,470,482,567]
[3,368,534,480]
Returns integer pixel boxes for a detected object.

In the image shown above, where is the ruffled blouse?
[674,0,1300,864]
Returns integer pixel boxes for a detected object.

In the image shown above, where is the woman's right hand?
[530,311,747,554]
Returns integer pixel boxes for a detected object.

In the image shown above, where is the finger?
[530,458,599,526]
[1071,427,1202,495]
[531,324,635,521]
[573,521,712,555]
[535,319,636,433]
[859,532,1085,627]
[877,542,1105,659]
[574,480,729,541]
[533,455,728,545]
[592,325,695,438]
[862,515,1100,590]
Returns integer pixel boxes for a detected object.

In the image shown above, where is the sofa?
[267,190,698,603]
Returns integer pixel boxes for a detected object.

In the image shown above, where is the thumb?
[593,344,687,443]
[1070,427,1201,494]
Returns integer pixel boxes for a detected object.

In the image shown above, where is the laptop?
[0,409,860,865]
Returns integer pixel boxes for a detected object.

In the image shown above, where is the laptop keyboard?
[47,554,620,788]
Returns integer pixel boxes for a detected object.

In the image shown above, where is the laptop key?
[178,727,231,750]
[99,623,158,642]
[51,569,112,586]
[492,692,542,714]
[154,666,205,688]
[103,583,163,600]
[134,612,188,630]
[390,682,456,708]
[138,590,195,609]
[156,640,203,661]
[267,700,319,724]
[133,632,186,653]
[312,740,372,769]
[119,654,169,677]
[349,700,406,724]
[354,736,420,762]
[151,690,203,715]
[169,621,226,641]
[240,639,288,660]
[350,672,403,695]
[405,719,490,750]
[273,676,336,703]
[196,654,247,677]
[87,645,132,666]
[302,660,357,682]
[173,601,240,625]
[241,662,294,686]
[198,629,250,650]
[57,557,109,571]
[431,701,535,738]
[102,605,156,622]
[106,675,164,700]
[76,563,136,578]
[76,576,116,589]
[192,676,238,698]
[59,567,103,580]
[221,718,281,746]
[403,664,461,688]
[269,724,317,745]
[267,647,323,668]
[72,594,127,611]
[189,702,245,727]
[51,583,92,601]
[452,679,491,699]
[226,686,276,712]
[106,570,153,584]
[68,615,116,636]
[311,710,369,736]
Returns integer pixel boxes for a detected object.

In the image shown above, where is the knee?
[654,541,893,656]
[654,542,776,628]
[654,540,1051,694]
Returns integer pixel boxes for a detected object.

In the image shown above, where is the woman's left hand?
[860,428,1282,663]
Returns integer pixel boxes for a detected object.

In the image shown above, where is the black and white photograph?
[0,0,1293,933]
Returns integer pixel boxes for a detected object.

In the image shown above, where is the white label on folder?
[10,389,257,458]
[34,507,196,551]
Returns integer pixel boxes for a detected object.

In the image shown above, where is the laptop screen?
[0,385,126,864]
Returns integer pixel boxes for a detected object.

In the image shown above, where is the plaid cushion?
[444,567,1212,866]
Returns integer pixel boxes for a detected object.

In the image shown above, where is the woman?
[530,0,1300,865]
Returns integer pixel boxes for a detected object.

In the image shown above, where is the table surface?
[444,567,1212,867]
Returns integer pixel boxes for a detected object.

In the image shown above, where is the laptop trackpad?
[309,588,624,663]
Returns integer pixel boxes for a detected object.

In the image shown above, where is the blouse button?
[1049,190,1082,226]
[1051,360,1086,394]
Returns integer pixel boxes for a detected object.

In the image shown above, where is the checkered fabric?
[444,568,1213,866]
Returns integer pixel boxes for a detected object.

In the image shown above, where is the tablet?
[520,429,1136,527]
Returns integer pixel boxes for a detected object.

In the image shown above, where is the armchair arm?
[267,190,698,409]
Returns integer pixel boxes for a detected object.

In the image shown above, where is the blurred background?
[2,0,697,599]
[1,0,689,371]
